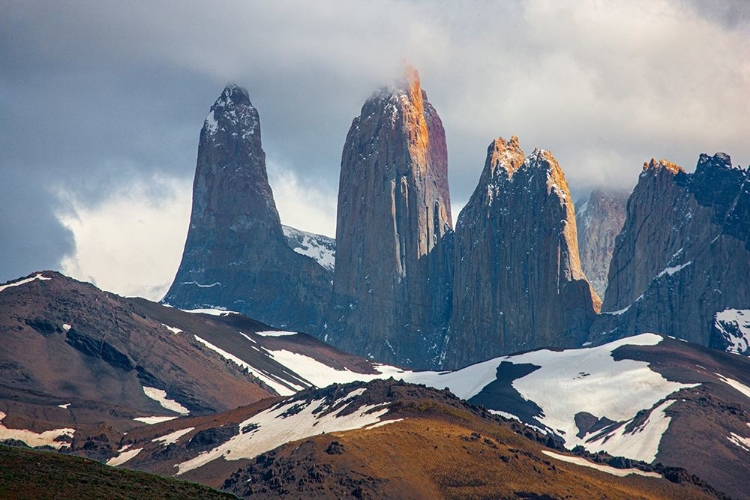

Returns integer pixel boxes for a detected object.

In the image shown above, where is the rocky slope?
[163,85,332,334]
[114,380,729,500]
[326,68,454,369]
[447,137,600,368]
[0,271,375,460]
[2,271,749,498]
[576,189,628,298]
[593,154,750,353]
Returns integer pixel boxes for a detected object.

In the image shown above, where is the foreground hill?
[0,444,234,500]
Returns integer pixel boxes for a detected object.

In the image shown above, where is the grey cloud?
[0,170,75,280]
[1,0,749,285]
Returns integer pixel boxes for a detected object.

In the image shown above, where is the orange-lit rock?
[326,69,453,369]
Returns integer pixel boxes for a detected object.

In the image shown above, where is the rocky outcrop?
[326,69,453,369]
[576,189,628,298]
[446,137,601,369]
[593,154,750,351]
[163,85,332,333]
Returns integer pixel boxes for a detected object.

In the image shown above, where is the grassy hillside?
[0,444,236,500]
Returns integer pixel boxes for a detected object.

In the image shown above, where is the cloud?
[57,175,192,300]
[2,0,749,293]
[267,162,337,238]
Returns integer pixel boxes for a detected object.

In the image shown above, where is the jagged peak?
[486,136,525,178]
[216,83,251,107]
[696,152,740,172]
[642,158,683,175]
[204,84,259,138]
[366,65,428,111]
[525,148,563,178]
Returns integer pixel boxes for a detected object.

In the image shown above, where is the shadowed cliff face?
[447,137,601,369]
[327,69,453,369]
[593,154,750,353]
[163,85,332,333]
[576,189,628,298]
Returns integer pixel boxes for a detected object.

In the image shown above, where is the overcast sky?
[1,0,748,300]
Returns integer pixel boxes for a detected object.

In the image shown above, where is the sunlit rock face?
[164,85,332,333]
[326,69,454,369]
[446,137,601,369]
[591,153,750,354]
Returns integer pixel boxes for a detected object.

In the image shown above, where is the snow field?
[175,388,391,475]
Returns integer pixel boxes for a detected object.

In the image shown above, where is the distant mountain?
[576,189,628,298]
[447,137,600,369]
[163,85,332,334]
[326,68,454,369]
[593,154,750,355]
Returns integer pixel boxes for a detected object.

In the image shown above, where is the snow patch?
[182,307,240,316]
[194,335,300,396]
[0,273,51,293]
[153,427,195,446]
[365,418,403,430]
[266,349,368,387]
[204,110,218,135]
[582,399,677,462]
[714,309,750,355]
[175,388,389,475]
[180,281,221,288]
[656,261,692,279]
[133,416,178,425]
[107,447,143,466]
[541,451,661,478]
[0,411,74,449]
[282,225,335,271]
[489,409,522,422]
[143,387,189,415]
[715,373,750,400]
[605,305,630,316]
[728,432,750,452]
[255,330,297,337]
[162,324,183,335]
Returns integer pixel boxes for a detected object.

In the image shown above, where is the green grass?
[0,445,236,499]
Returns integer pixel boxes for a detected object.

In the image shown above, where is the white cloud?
[267,161,337,238]
[57,176,192,300]
[55,164,337,300]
